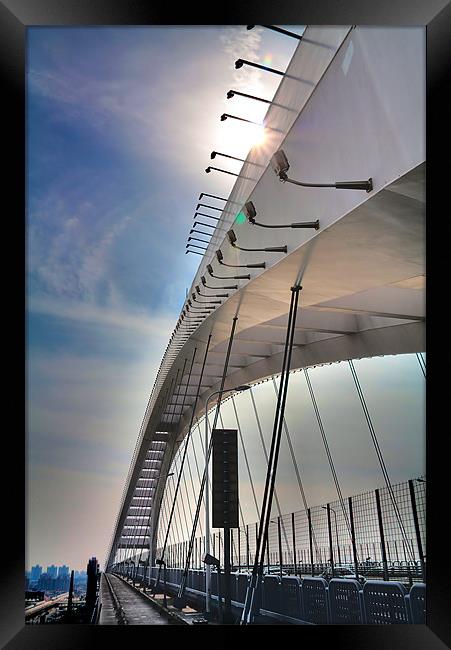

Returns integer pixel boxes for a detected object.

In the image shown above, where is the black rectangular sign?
[212,429,239,529]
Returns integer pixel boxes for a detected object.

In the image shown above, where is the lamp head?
[271,149,290,178]
[220,114,227,121]
[227,229,237,246]
[192,293,197,301]
[195,285,201,294]
[205,167,211,173]
[216,249,224,262]
[235,59,244,69]
[201,276,207,286]
[243,201,257,223]
[207,264,214,276]
[188,299,192,307]
[226,90,234,99]
[210,151,217,159]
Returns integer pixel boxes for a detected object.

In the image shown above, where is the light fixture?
[186,243,208,251]
[192,293,222,305]
[271,149,373,192]
[201,275,237,290]
[194,212,220,221]
[188,299,215,311]
[220,113,263,127]
[195,285,228,298]
[227,228,287,254]
[235,58,285,76]
[196,203,222,212]
[206,264,250,281]
[199,192,228,202]
[189,228,212,238]
[247,25,303,40]
[216,249,265,269]
[242,200,319,230]
[205,166,242,177]
[186,249,203,256]
[227,89,272,104]
[188,236,210,245]
[199,192,241,206]
[210,151,264,167]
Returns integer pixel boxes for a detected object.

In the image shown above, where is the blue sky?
[26,26,424,571]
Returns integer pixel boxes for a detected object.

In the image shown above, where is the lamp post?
[204,385,250,617]
[322,506,341,566]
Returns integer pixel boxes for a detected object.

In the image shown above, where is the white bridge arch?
[106,25,425,569]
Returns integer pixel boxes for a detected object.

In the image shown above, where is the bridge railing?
[112,567,426,624]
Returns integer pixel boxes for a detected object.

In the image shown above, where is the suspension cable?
[304,367,353,542]
[231,395,260,519]
[416,352,426,378]
[241,285,301,625]
[155,337,211,588]
[348,359,415,561]
[175,317,239,606]
[248,387,290,551]
[270,376,319,555]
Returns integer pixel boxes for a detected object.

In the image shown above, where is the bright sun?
[218,120,266,157]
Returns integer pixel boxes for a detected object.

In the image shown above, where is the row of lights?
[180,24,373,345]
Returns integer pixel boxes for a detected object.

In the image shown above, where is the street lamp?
[155,558,167,608]
[271,149,373,192]
[148,472,174,585]
[203,553,222,623]
[322,506,341,566]
[204,385,250,616]
[242,200,319,230]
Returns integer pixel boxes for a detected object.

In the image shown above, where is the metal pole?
[326,504,335,577]
[291,512,297,576]
[308,508,314,576]
[408,479,426,581]
[238,528,241,572]
[348,496,360,581]
[277,516,283,578]
[246,525,250,570]
[224,525,231,621]
[333,508,342,566]
[375,489,389,581]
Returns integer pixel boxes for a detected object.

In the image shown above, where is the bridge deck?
[99,573,173,625]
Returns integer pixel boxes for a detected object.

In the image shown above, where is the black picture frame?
[3,0,450,646]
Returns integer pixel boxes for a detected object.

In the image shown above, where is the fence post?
[308,508,314,576]
[375,489,389,581]
[291,512,297,576]
[348,496,360,581]
[326,504,335,578]
[238,528,241,572]
[277,516,283,577]
[408,479,426,581]
[246,524,250,570]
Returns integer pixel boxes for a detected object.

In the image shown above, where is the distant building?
[38,573,53,591]
[58,565,69,577]
[47,565,58,579]
[30,565,42,582]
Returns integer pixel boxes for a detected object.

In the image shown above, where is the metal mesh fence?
[163,475,426,582]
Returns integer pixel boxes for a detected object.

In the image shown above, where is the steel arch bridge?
[105,26,425,618]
